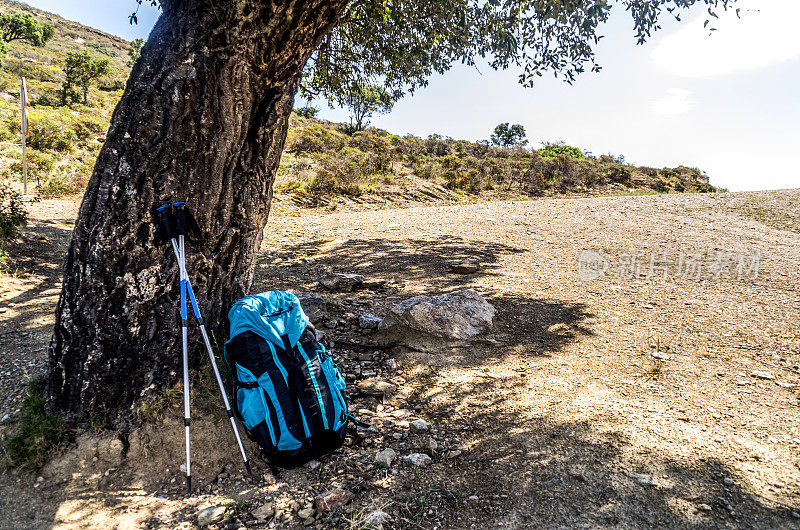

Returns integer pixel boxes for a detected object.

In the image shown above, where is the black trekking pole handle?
[155,203,177,243]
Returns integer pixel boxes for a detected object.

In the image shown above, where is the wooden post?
[20,77,27,195]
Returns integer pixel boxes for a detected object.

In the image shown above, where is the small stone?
[297,507,314,519]
[750,370,775,380]
[449,261,480,274]
[390,409,412,418]
[468,495,479,503]
[304,459,321,470]
[403,453,432,467]
[303,517,315,526]
[375,448,397,467]
[359,314,382,330]
[697,504,712,512]
[197,505,227,527]
[723,478,734,486]
[547,323,571,334]
[364,510,391,527]
[428,439,439,451]
[410,419,430,432]
[295,293,328,323]
[315,488,355,511]
[319,273,364,291]
[392,433,403,440]
[629,473,657,487]
[358,379,397,395]
[251,503,274,522]
[447,450,462,459]
[385,358,397,370]
[790,511,800,519]
[0,414,9,422]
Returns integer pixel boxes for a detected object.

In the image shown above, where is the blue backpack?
[225,291,352,467]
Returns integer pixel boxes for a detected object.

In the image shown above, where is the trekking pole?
[156,204,192,495]
[171,203,254,483]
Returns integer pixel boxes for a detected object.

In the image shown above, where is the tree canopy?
[127,38,144,68]
[340,83,394,132]
[62,51,111,105]
[133,0,740,105]
[491,123,528,147]
[0,12,54,62]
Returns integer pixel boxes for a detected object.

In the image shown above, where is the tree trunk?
[47,0,347,424]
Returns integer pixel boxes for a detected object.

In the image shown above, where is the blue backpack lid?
[226,291,309,348]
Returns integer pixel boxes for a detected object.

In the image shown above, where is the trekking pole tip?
[245,461,254,482]
[186,476,192,495]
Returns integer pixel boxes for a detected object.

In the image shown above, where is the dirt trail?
[1,190,799,529]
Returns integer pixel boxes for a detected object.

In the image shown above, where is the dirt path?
[1,190,799,529]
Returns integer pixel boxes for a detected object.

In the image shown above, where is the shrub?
[650,179,669,193]
[2,58,58,83]
[539,143,585,160]
[3,379,68,471]
[293,105,319,119]
[553,155,579,191]
[412,161,442,180]
[10,150,56,185]
[99,79,125,92]
[86,42,118,57]
[0,183,26,239]
[73,114,106,141]
[287,124,346,153]
[605,164,631,183]
[36,174,75,198]
[444,168,482,192]
[27,112,76,152]
[336,122,359,136]
[425,134,450,156]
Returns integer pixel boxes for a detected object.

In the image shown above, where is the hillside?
[0,0,716,205]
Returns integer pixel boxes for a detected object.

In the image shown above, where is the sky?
[20,0,800,192]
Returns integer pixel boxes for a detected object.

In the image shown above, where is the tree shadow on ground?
[400,370,800,529]
[258,235,527,291]
[256,235,595,368]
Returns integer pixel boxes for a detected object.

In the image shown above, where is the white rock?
[375,448,397,467]
[359,379,396,395]
[197,505,227,527]
[365,510,392,527]
[377,289,495,351]
[359,313,382,329]
[410,419,430,432]
[629,472,657,487]
[319,273,364,291]
[751,370,775,380]
[403,453,432,467]
[251,503,274,522]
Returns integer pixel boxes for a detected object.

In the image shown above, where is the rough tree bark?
[47,0,347,423]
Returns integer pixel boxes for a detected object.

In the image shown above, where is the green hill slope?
[0,0,717,203]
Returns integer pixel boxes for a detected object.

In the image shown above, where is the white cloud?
[651,0,800,77]
[652,88,694,116]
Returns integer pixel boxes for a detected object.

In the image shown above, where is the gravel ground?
[1,189,799,529]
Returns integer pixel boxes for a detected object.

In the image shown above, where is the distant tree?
[293,105,319,119]
[340,83,395,132]
[127,38,144,68]
[0,13,54,63]
[491,123,527,148]
[61,51,111,106]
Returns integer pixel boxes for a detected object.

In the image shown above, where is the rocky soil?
[1,189,799,529]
